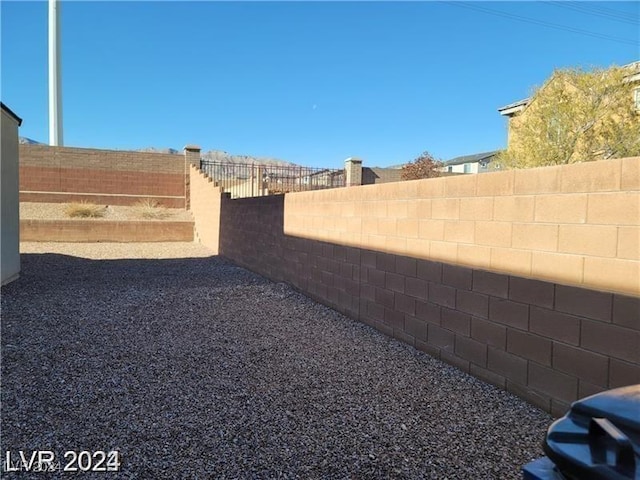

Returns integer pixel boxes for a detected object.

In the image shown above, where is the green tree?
[401,151,443,180]
[498,65,640,168]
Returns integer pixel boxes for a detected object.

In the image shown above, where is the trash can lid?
[543,384,640,480]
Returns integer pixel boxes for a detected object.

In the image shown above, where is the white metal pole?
[48,0,63,146]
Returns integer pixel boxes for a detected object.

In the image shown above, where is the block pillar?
[184,144,201,210]
[345,157,362,187]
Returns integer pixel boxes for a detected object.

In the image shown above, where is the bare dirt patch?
[20,202,193,222]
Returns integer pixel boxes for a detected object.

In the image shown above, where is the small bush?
[135,198,171,219]
[65,201,105,218]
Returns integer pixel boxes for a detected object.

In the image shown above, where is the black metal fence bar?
[200,160,346,199]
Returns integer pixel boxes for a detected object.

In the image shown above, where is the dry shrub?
[65,201,105,218]
[401,151,443,180]
[135,198,171,219]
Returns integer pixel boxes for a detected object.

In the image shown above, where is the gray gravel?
[2,243,552,479]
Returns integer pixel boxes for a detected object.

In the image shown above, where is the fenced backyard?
[199,160,346,199]
[5,143,639,476]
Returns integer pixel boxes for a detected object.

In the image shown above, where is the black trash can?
[523,384,640,480]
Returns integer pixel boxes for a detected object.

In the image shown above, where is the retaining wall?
[21,220,194,243]
[211,157,640,416]
[20,144,187,207]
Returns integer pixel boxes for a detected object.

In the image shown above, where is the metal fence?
[200,160,346,199]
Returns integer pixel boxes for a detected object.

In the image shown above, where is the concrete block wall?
[219,194,288,282]
[284,157,640,296]
[19,144,186,207]
[189,165,222,253]
[354,253,638,416]
[212,157,640,416]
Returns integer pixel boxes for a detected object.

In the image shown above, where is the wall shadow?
[4,253,254,295]
[218,194,640,417]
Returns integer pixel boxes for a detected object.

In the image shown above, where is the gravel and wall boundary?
[1,242,552,479]
[203,161,640,416]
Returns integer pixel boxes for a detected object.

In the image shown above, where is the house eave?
[498,98,530,117]
[1,102,22,126]
[444,151,499,167]
[498,104,526,117]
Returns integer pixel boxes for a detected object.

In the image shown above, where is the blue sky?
[2,1,638,168]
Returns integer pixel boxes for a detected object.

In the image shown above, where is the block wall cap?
[183,145,201,152]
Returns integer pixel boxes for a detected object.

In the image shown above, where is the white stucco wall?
[1,106,21,285]
[446,162,480,174]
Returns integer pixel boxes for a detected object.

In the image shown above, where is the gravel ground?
[20,202,193,222]
[2,243,552,479]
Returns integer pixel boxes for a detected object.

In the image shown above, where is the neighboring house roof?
[1,102,22,126]
[444,151,499,167]
[499,61,640,118]
[622,61,640,83]
[384,163,407,169]
[362,167,403,184]
[497,98,530,116]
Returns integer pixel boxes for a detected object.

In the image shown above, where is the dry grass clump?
[65,201,106,218]
[135,198,172,219]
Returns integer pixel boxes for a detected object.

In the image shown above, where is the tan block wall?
[195,157,640,415]
[285,157,640,296]
[189,165,221,253]
[20,220,193,242]
[215,173,639,416]
[20,144,184,173]
[19,144,186,207]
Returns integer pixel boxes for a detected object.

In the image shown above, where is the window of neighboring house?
[634,88,640,111]
[463,163,471,174]
[447,166,453,172]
